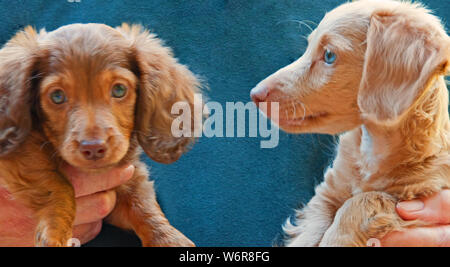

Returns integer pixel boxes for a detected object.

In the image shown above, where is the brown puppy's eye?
[50,89,67,104]
[111,83,128,98]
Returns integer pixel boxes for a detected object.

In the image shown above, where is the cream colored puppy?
[251,0,450,246]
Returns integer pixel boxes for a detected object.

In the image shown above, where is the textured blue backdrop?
[1,0,448,246]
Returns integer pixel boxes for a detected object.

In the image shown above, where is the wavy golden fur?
[251,0,450,246]
[0,23,200,246]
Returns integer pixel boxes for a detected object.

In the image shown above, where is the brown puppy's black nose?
[80,140,107,160]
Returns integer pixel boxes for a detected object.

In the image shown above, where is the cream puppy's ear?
[357,10,449,124]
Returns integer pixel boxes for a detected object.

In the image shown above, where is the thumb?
[396,190,450,224]
[381,225,450,247]
[0,186,11,200]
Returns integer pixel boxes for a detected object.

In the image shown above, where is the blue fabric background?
[1,0,448,246]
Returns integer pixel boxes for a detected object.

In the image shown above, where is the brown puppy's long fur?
[0,23,200,246]
[251,0,450,246]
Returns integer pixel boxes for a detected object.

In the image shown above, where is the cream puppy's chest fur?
[335,123,450,201]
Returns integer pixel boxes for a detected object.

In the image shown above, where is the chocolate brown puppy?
[0,23,200,247]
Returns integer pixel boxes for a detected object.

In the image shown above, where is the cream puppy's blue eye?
[50,89,67,104]
[324,49,336,65]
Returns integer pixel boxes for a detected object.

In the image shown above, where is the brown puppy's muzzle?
[79,139,107,161]
[61,108,131,169]
[66,127,126,169]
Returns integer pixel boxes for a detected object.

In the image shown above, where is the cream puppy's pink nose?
[250,83,269,103]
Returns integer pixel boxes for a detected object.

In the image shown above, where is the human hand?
[0,164,134,246]
[382,190,450,247]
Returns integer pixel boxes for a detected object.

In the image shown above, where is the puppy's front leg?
[107,162,194,247]
[319,191,409,247]
[285,186,339,246]
[285,170,351,247]
[12,171,75,247]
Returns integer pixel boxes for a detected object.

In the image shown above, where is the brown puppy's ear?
[117,24,202,164]
[358,11,449,124]
[0,27,42,156]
